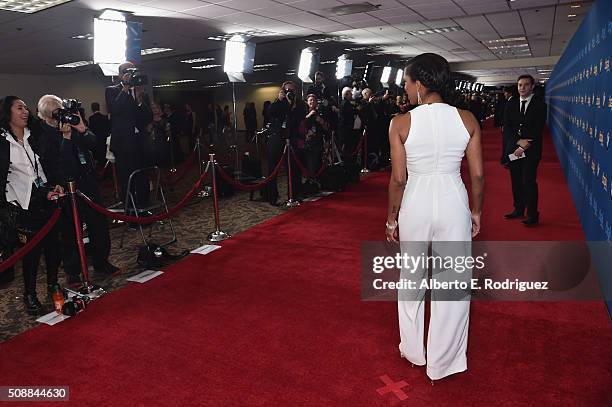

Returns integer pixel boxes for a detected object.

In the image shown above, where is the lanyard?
[21,141,40,178]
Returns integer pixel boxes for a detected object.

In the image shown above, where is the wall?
[154,83,281,131]
[546,0,612,314]
[0,69,113,117]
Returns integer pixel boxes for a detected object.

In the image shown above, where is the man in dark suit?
[502,74,547,226]
[88,102,110,164]
[105,62,152,206]
[497,86,514,165]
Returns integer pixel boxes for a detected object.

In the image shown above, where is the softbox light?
[395,68,404,87]
[380,66,393,88]
[94,10,127,76]
[335,54,352,80]
[362,61,375,85]
[298,47,320,83]
[224,35,256,83]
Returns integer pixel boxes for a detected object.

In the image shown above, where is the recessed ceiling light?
[570,4,581,8]
[56,60,94,68]
[153,84,174,88]
[485,36,526,44]
[141,47,173,55]
[71,33,94,40]
[203,84,225,88]
[251,82,275,86]
[170,79,197,84]
[253,63,278,68]
[180,57,215,64]
[567,14,576,18]
[192,64,222,69]
[208,29,277,42]
[0,0,73,14]
[320,60,336,64]
[407,26,462,36]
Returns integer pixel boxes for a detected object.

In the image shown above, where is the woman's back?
[399,103,472,242]
[404,103,469,176]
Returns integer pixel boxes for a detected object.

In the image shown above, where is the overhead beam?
[450,56,560,71]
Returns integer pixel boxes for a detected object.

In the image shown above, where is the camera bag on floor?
[137,242,189,268]
[319,163,348,192]
[341,159,361,184]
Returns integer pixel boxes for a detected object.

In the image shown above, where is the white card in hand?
[508,152,526,161]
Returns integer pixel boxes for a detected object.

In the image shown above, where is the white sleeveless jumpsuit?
[397,103,472,380]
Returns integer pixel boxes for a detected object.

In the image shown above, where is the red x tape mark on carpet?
[376,375,409,401]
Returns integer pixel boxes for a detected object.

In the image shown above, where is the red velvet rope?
[215,147,287,192]
[162,151,198,186]
[290,148,327,178]
[78,165,209,224]
[0,208,62,273]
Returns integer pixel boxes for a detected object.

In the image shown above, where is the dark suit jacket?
[88,112,110,140]
[502,95,547,163]
[104,84,152,155]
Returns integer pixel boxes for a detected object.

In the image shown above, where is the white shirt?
[4,128,48,210]
[519,93,534,113]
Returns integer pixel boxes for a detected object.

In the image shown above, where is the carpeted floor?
[0,122,610,406]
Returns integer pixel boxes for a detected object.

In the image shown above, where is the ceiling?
[0,0,592,86]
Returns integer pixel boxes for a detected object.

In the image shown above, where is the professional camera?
[284,88,296,102]
[52,98,81,126]
[124,67,148,87]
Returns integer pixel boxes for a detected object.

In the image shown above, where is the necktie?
[520,100,527,115]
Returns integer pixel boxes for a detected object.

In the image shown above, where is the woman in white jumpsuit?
[385,53,484,382]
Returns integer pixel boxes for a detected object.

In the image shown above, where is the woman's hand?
[71,111,87,134]
[386,221,399,243]
[471,211,481,238]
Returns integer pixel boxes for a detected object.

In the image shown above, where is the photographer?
[268,81,308,204]
[339,86,361,160]
[302,94,329,181]
[105,62,152,206]
[0,96,63,313]
[37,95,119,278]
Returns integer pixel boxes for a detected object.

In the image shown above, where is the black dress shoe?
[23,294,43,313]
[504,210,525,219]
[522,216,539,226]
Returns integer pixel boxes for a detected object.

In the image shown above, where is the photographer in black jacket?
[105,62,152,206]
[267,81,308,204]
[38,95,118,278]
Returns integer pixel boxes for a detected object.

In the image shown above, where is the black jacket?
[502,95,547,162]
[89,112,110,140]
[269,98,308,144]
[105,84,152,155]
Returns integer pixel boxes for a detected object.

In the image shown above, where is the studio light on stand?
[298,47,320,98]
[223,34,256,180]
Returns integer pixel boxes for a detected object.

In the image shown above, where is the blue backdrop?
[546,0,612,315]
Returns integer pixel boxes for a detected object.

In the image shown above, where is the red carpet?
[1,122,611,406]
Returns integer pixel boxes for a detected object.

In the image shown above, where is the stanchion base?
[197,190,211,198]
[360,168,370,174]
[207,230,231,242]
[169,168,178,173]
[284,199,300,208]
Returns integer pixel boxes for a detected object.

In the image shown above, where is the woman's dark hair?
[405,53,452,100]
[0,96,41,141]
[0,95,21,132]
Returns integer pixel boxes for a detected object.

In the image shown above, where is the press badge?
[78,151,87,165]
[281,119,287,129]
[34,177,45,188]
